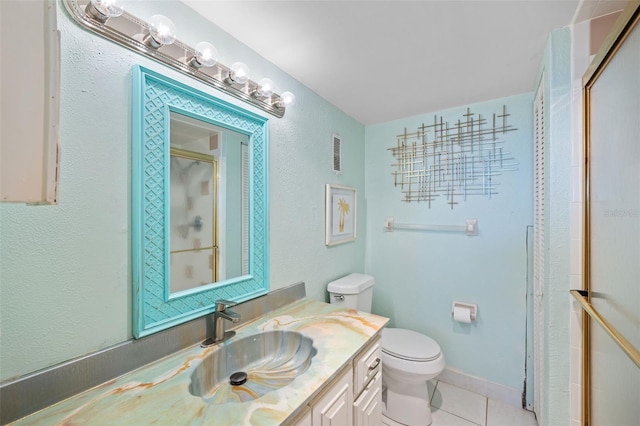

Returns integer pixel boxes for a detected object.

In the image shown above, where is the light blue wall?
[364,94,533,392]
[0,1,365,382]
[0,5,574,415]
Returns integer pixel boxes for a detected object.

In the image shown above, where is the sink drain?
[229,371,248,386]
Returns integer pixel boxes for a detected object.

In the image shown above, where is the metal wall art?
[389,106,518,208]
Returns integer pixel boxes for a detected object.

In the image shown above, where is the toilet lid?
[381,328,442,362]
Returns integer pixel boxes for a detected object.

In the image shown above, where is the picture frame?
[325,184,357,246]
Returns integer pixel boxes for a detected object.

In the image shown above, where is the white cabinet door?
[293,407,312,426]
[354,337,381,396]
[354,371,382,426]
[312,367,353,426]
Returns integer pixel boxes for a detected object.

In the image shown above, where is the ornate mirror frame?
[132,66,269,338]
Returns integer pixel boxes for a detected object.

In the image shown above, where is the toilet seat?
[382,328,441,362]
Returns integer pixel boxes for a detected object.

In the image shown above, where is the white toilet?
[328,273,445,426]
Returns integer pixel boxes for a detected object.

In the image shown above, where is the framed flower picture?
[325,184,357,246]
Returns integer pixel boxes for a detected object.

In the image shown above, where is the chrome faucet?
[202,299,241,347]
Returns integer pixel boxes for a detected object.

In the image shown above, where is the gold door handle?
[570,290,640,368]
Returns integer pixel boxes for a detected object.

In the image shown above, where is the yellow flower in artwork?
[338,198,350,232]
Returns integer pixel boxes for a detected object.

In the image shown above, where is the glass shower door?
[580,4,640,425]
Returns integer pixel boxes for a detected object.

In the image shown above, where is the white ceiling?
[182,1,626,125]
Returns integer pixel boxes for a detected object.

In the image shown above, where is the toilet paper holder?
[452,301,477,321]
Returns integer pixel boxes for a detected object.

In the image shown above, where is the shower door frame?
[169,148,219,287]
[580,2,640,424]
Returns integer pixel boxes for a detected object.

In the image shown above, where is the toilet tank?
[327,273,374,312]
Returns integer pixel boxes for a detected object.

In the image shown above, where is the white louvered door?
[241,143,249,275]
[532,80,545,423]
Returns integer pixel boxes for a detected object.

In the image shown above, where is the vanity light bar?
[62,0,293,118]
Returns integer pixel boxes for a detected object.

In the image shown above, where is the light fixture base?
[188,56,203,69]
[84,1,109,23]
[142,33,162,49]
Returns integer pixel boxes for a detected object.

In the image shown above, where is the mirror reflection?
[169,112,249,294]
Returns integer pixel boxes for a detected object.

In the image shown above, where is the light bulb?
[145,15,176,48]
[277,91,296,108]
[85,0,123,23]
[227,62,250,85]
[189,41,218,68]
[254,78,276,98]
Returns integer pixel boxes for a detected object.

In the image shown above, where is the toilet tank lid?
[327,273,374,294]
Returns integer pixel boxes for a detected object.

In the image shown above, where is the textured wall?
[364,93,533,392]
[0,1,365,382]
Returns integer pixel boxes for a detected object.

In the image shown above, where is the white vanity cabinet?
[292,335,382,426]
[353,336,382,425]
[311,367,354,425]
[354,371,382,425]
[293,407,312,426]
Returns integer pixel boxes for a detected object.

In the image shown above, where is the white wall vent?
[332,133,342,174]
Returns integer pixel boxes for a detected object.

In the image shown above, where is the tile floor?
[384,380,539,426]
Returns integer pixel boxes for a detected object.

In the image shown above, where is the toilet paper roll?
[453,306,472,323]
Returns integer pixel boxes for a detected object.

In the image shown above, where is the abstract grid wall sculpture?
[389,106,518,209]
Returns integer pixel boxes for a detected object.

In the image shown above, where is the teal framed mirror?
[132,66,269,338]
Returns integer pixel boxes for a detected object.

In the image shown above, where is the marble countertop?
[12,299,388,425]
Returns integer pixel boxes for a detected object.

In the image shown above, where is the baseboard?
[437,367,523,408]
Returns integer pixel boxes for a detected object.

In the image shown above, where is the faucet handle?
[215,299,237,311]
